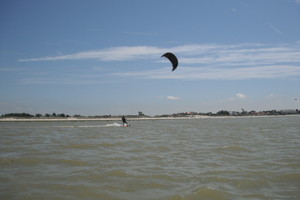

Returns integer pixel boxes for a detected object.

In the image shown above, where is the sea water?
[0,116,299,200]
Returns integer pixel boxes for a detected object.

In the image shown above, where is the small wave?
[106,169,130,178]
[199,170,237,176]
[98,142,117,147]
[178,187,232,200]
[54,125,76,128]
[63,143,96,149]
[0,157,17,165]
[55,125,113,128]
[220,145,252,152]
[106,123,121,127]
[143,182,166,189]
[235,178,270,190]
[0,157,40,165]
[77,123,123,128]
[58,159,88,166]
[273,173,300,182]
[78,125,107,128]
[241,193,269,199]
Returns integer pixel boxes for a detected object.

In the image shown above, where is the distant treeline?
[1,109,299,119]
[1,113,71,118]
[0,113,144,119]
[0,111,147,119]
[158,109,300,117]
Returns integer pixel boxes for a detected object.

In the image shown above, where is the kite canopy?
[161,52,178,71]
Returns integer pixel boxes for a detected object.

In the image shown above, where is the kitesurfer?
[122,116,129,126]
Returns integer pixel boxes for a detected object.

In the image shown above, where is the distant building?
[138,111,145,116]
[230,111,240,116]
[280,109,298,114]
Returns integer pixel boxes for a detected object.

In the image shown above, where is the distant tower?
[241,108,246,114]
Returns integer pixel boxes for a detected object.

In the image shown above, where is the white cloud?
[19,44,230,62]
[236,93,246,99]
[19,43,300,81]
[296,0,300,5]
[19,43,300,65]
[222,93,247,102]
[19,46,165,62]
[268,93,276,98]
[266,22,283,35]
[115,65,300,80]
[157,96,181,100]
[180,45,300,66]
[167,96,180,100]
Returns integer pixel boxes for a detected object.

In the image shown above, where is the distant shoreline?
[0,114,299,122]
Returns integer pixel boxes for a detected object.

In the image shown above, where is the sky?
[1,0,300,116]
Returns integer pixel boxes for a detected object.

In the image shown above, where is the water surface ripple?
[1,116,299,199]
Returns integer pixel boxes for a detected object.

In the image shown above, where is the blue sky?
[1,0,300,116]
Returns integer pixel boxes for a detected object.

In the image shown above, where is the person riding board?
[122,116,129,126]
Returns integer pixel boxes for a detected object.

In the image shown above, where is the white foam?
[106,123,121,127]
